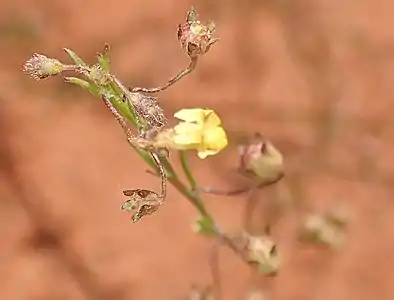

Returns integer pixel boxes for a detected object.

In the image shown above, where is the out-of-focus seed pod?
[238,133,284,185]
[187,285,214,300]
[246,234,280,276]
[245,290,267,300]
[299,211,347,248]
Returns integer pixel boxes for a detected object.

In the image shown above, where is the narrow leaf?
[63,48,88,66]
[97,43,111,72]
[64,77,99,97]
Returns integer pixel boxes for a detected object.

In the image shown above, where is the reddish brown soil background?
[1,0,394,299]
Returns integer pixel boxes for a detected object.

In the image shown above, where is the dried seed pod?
[127,92,167,129]
[177,7,219,58]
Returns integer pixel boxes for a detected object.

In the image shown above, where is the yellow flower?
[169,108,228,159]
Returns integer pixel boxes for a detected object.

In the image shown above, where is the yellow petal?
[174,108,206,124]
[197,149,219,159]
[172,122,203,145]
[202,126,228,150]
[203,110,222,128]
[173,122,202,135]
[171,142,199,151]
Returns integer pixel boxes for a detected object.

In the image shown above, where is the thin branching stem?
[209,243,222,300]
[129,57,198,93]
[100,94,138,147]
[150,152,167,199]
[194,173,285,196]
[101,94,168,201]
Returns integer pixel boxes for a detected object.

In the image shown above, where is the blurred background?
[1,0,394,299]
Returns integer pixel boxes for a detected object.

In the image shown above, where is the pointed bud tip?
[187,7,198,22]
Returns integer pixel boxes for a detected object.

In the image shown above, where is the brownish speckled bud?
[22,53,65,80]
[238,133,284,185]
[177,7,219,58]
[246,234,279,276]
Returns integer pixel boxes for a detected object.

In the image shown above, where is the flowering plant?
[22,7,299,296]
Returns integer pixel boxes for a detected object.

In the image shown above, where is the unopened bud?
[246,234,280,276]
[89,64,110,86]
[238,133,284,184]
[22,53,65,80]
[177,7,219,58]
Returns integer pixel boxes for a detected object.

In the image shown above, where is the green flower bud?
[89,64,110,86]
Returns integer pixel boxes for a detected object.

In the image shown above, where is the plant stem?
[169,177,211,219]
[104,75,217,232]
[176,151,217,231]
[126,144,213,223]
[179,151,197,189]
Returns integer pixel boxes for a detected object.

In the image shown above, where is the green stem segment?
[169,177,211,219]
[177,151,216,229]
[96,65,217,232]
[179,151,197,189]
[116,99,214,224]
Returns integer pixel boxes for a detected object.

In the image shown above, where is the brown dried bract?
[121,189,164,223]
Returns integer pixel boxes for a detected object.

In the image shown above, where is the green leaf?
[192,215,217,236]
[64,77,100,97]
[63,48,88,66]
[97,43,111,72]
